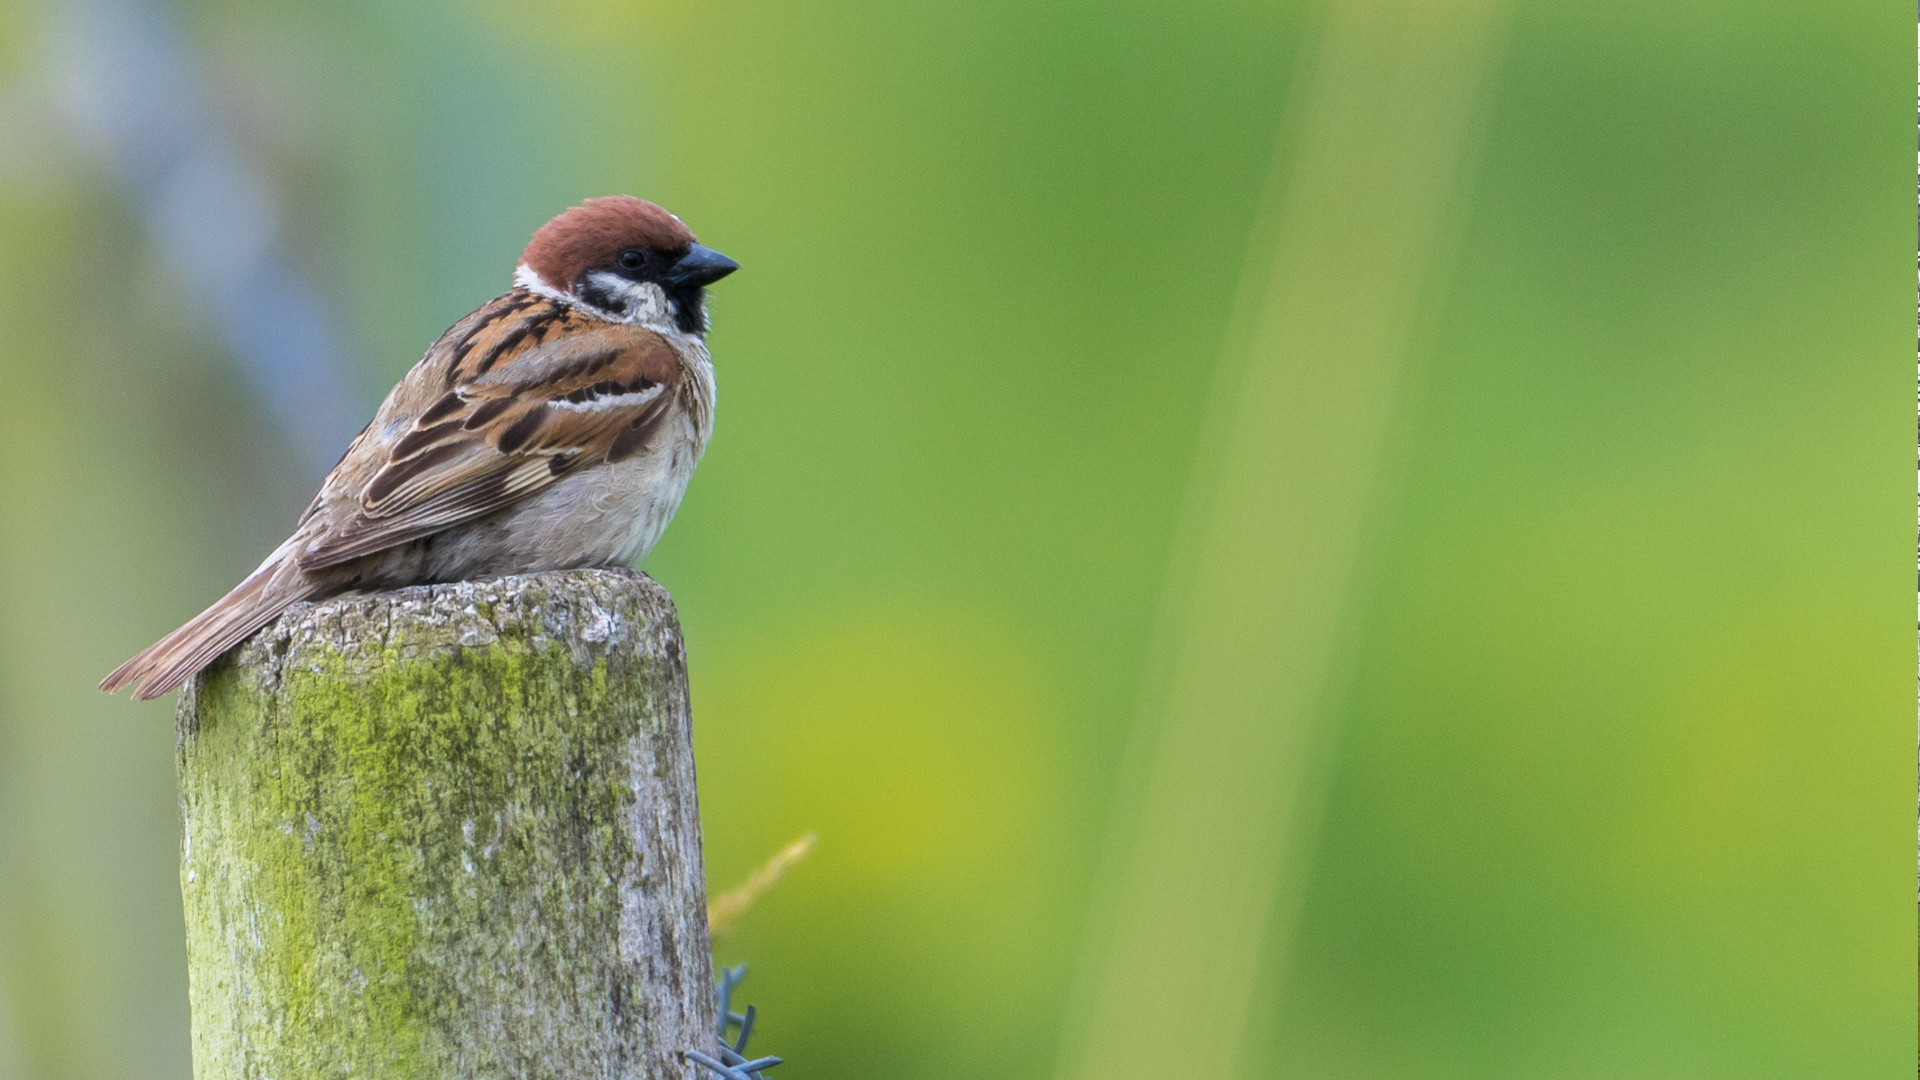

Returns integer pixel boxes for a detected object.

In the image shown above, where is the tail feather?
[100,555,316,701]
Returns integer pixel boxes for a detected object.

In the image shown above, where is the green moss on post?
[176,568,716,1080]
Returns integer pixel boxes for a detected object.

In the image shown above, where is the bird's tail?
[100,545,317,701]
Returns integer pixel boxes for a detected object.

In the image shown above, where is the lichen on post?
[175,567,716,1080]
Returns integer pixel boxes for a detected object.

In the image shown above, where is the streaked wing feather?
[297,311,680,572]
[298,459,561,569]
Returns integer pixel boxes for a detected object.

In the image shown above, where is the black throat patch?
[665,284,705,334]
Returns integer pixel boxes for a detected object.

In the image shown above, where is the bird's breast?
[419,400,709,579]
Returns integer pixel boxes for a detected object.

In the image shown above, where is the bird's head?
[516,195,738,335]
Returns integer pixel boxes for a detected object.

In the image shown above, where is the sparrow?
[101,196,738,700]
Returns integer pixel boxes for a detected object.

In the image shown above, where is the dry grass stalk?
[708,833,817,936]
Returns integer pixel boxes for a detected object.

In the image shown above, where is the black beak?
[663,243,739,287]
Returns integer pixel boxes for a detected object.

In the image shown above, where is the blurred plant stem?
[709,833,817,938]
[48,0,367,480]
[1053,2,1505,1078]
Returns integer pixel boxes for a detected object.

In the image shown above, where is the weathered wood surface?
[175,568,716,1080]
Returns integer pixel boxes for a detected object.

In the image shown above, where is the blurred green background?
[0,0,1907,1078]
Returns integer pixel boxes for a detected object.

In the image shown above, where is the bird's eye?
[618,249,645,271]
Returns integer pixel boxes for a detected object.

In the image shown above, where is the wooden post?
[175,568,716,1080]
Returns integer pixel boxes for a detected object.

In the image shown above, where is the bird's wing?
[297,308,683,572]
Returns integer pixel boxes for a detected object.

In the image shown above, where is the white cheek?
[514,264,692,338]
[582,271,673,328]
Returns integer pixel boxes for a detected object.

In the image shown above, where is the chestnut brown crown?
[520,196,696,292]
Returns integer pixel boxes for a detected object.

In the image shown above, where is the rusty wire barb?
[684,965,782,1079]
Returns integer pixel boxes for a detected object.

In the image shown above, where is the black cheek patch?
[577,281,625,315]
